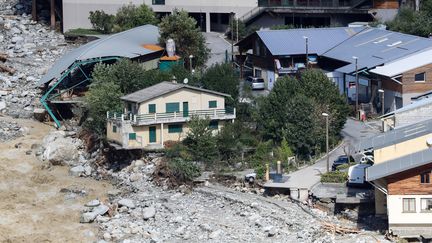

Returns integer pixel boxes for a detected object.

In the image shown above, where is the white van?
[347,163,371,186]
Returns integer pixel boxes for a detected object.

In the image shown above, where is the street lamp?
[189,55,194,73]
[378,89,385,115]
[322,112,330,173]
[303,36,309,69]
[230,12,235,62]
[352,56,359,117]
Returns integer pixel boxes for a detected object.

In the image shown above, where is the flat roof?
[367,148,432,181]
[357,118,432,151]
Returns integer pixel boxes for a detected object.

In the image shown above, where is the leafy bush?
[201,63,239,105]
[165,142,193,161]
[88,10,115,34]
[336,163,355,171]
[113,4,158,32]
[183,117,219,164]
[320,171,348,183]
[168,158,201,182]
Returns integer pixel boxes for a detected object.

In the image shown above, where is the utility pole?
[303,36,309,69]
[231,12,234,62]
[322,112,329,172]
[353,56,359,117]
[236,18,239,43]
[189,55,193,73]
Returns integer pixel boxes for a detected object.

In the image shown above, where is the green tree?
[113,4,158,32]
[159,10,210,67]
[88,10,115,34]
[85,81,122,135]
[183,117,219,164]
[387,7,432,37]
[217,121,258,161]
[201,63,239,104]
[258,69,349,157]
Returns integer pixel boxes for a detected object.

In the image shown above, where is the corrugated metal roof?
[357,118,432,151]
[121,81,230,103]
[384,97,432,117]
[38,25,160,86]
[367,148,432,181]
[324,27,432,74]
[257,27,364,56]
[370,47,432,77]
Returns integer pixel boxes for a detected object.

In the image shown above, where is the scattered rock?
[80,204,109,223]
[118,199,135,209]
[70,165,85,177]
[143,206,156,220]
[85,199,100,207]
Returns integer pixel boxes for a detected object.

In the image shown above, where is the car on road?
[246,76,265,90]
[331,155,354,171]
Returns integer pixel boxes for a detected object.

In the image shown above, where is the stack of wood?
[321,221,360,235]
[0,53,16,75]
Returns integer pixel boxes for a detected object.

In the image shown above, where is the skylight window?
[387,41,402,47]
[373,38,388,44]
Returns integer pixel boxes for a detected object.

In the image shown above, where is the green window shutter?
[168,124,183,133]
[112,125,117,133]
[209,120,219,130]
[166,102,180,113]
[149,104,156,113]
[209,100,217,108]
[129,133,136,140]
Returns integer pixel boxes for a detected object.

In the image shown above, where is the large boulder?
[42,131,81,165]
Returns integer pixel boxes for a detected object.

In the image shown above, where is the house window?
[421,172,430,184]
[152,0,165,5]
[209,100,217,108]
[421,198,432,212]
[168,124,182,133]
[129,133,136,140]
[166,102,180,113]
[209,120,219,130]
[149,104,156,113]
[255,69,262,77]
[415,72,426,82]
[112,125,117,133]
[403,198,416,213]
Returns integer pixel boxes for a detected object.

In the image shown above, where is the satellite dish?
[427,138,432,146]
[183,78,189,84]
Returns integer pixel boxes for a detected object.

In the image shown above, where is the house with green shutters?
[106,81,236,149]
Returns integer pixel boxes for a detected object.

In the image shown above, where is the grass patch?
[64,28,104,37]
[321,171,348,183]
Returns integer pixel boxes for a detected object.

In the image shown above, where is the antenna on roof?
[183,78,189,84]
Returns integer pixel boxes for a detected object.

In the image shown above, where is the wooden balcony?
[107,108,236,126]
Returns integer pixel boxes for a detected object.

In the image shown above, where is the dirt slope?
[0,116,112,242]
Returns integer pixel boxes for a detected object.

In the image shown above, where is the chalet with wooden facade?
[106,81,236,150]
[358,119,432,237]
[236,27,432,113]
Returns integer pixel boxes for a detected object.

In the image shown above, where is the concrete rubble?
[0,120,23,142]
[0,0,71,119]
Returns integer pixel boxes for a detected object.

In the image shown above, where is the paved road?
[204,32,233,67]
[265,118,380,190]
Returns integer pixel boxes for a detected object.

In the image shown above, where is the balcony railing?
[257,0,368,8]
[107,108,236,125]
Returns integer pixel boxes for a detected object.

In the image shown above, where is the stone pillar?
[50,0,55,29]
[205,12,211,33]
[160,123,164,147]
[32,0,37,21]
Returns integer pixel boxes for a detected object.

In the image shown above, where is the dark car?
[331,155,354,171]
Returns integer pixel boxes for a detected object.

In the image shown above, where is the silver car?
[246,77,265,90]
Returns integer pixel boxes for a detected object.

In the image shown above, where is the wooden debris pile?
[321,221,360,235]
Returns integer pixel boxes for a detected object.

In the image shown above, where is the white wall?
[387,195,432,225]
[63,0,257,31]
[326,71,344,95]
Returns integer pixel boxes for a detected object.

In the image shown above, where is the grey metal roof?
[382,97,432,118]
[367,148,432,181]
[357,118,432,151]
[37,25,160,86]
[256,27,364,56]
[323,27,432,74]
[121,81,230,103]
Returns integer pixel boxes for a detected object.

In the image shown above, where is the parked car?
[347,163,372,186]
[246,76,265,90]
[331,155,354,171]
